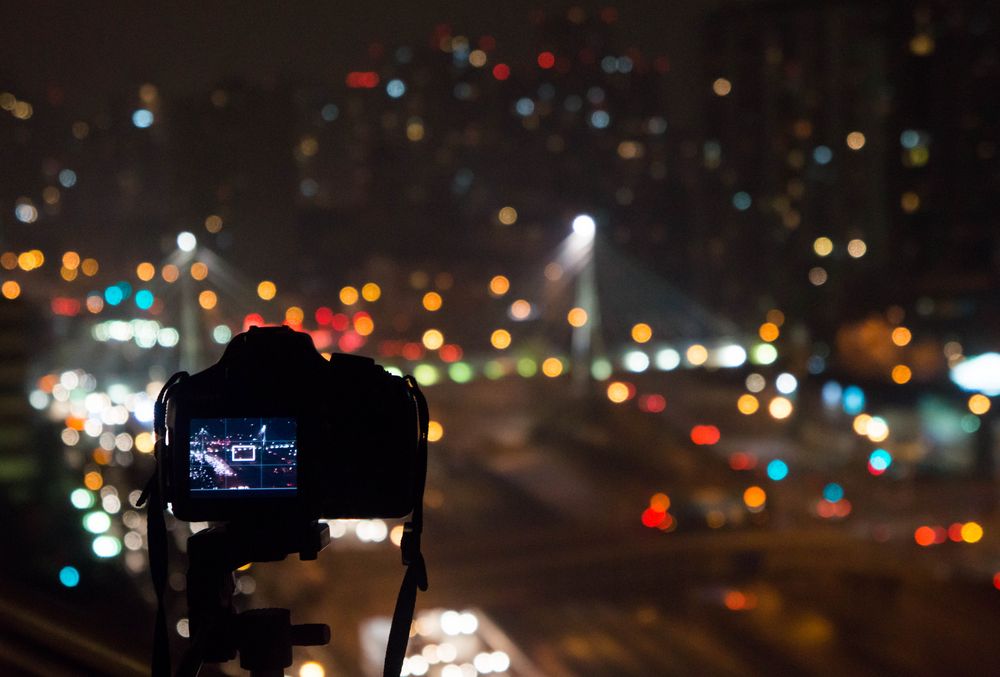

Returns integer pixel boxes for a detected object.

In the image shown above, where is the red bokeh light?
[439,344,463,363]
[309,329,333,350]
[346,71,380,88]
[867,461,886,476]
[401,342,424,361]
[914,526,935,546]
[315,306,333,326]
[641,508,666,528]
[51,297,81,316]
[690,425,721,446]
[948,522,965,542]
[638,394,666,413]
[492,63,510,80]
[243,313,265,330]
[729,452,757,471]
[537,51,555,69]
[330,313,349,331]
[379,340,402,357]
[338,331,364,353]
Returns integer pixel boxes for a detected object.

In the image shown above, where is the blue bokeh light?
[59,565,80,587]
[842,385,865,415]
[767,459,789,481]
[132,109,154,128]
[869,449,893,472]
[135,289,154,310]
[104,286,124,306]
[822,483,844,502]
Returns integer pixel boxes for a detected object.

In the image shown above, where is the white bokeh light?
[177,231,197,252]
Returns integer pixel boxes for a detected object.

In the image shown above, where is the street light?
[951,353,1000,396]
[572,214,596,240]
[177,231,197,252]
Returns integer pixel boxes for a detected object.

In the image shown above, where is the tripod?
[177,520,332,677]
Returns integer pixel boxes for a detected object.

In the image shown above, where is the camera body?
[160,326,422,523]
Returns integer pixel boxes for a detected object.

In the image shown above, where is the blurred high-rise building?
[702,0,999,347]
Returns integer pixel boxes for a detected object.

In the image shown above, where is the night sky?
[1,1,711,125]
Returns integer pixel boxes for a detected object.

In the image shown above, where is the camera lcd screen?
[189,417,297,495]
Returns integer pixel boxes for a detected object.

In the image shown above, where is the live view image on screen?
[189,417,297,494]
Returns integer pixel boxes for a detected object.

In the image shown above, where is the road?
[243,374,1000,676]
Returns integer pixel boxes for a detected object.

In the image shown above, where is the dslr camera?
[145,325,429,676]
[157,325,425,523]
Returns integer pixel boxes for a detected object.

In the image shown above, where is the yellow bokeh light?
[62,251,80,269]
[339,286,359,305]
[891,326,912,346]
[299,661,325,677]
[891,364,912,384]
[686,344,709,366]
[406,121,425,142]
[910,33,934,56]
[1,252,17,270]
[422,291,442,311]
[769,397,793,419]
[198,290,217,310]
[84,471,103,491]
[567,307,588,327]
[737,394,759,415]
[847,239,867,258]
[285,306,304,325]
[18,252,37,271]
[489,275,510,297]
[969,394,991,416]
[1,280,21,300]
[354,315,374,336]
[853,414,872,435]
[204,214,223,233]
[510,299,531,320]
[759,322,780,342]
[490,329,511,350]
[136,262,155,281]
[813,237,833,257]
[361,282,381,302]
[257,280,276,300]
[61,266,78,281]
[469,49,487,67]
[427,421,443,442]
[766,309,785,326]
[607,381,630,403]
[162,264,179,283]
[190,261,209,281]
[422,329,444,350]
[901,192,920,214]
[631,323,652,343]
[541,357,563,377]
[743,486,766,509]
[846,131,866,150]
[135,432,155,453]
[650,493,670,512]
[961,521,983,544]
[713,77,732,96]
[81,258,99,276]
[498,206,518,225]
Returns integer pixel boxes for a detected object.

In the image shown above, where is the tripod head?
[179,520,331,677]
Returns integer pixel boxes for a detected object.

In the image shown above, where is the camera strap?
[383,377,430,677]
[138,371,187,677]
